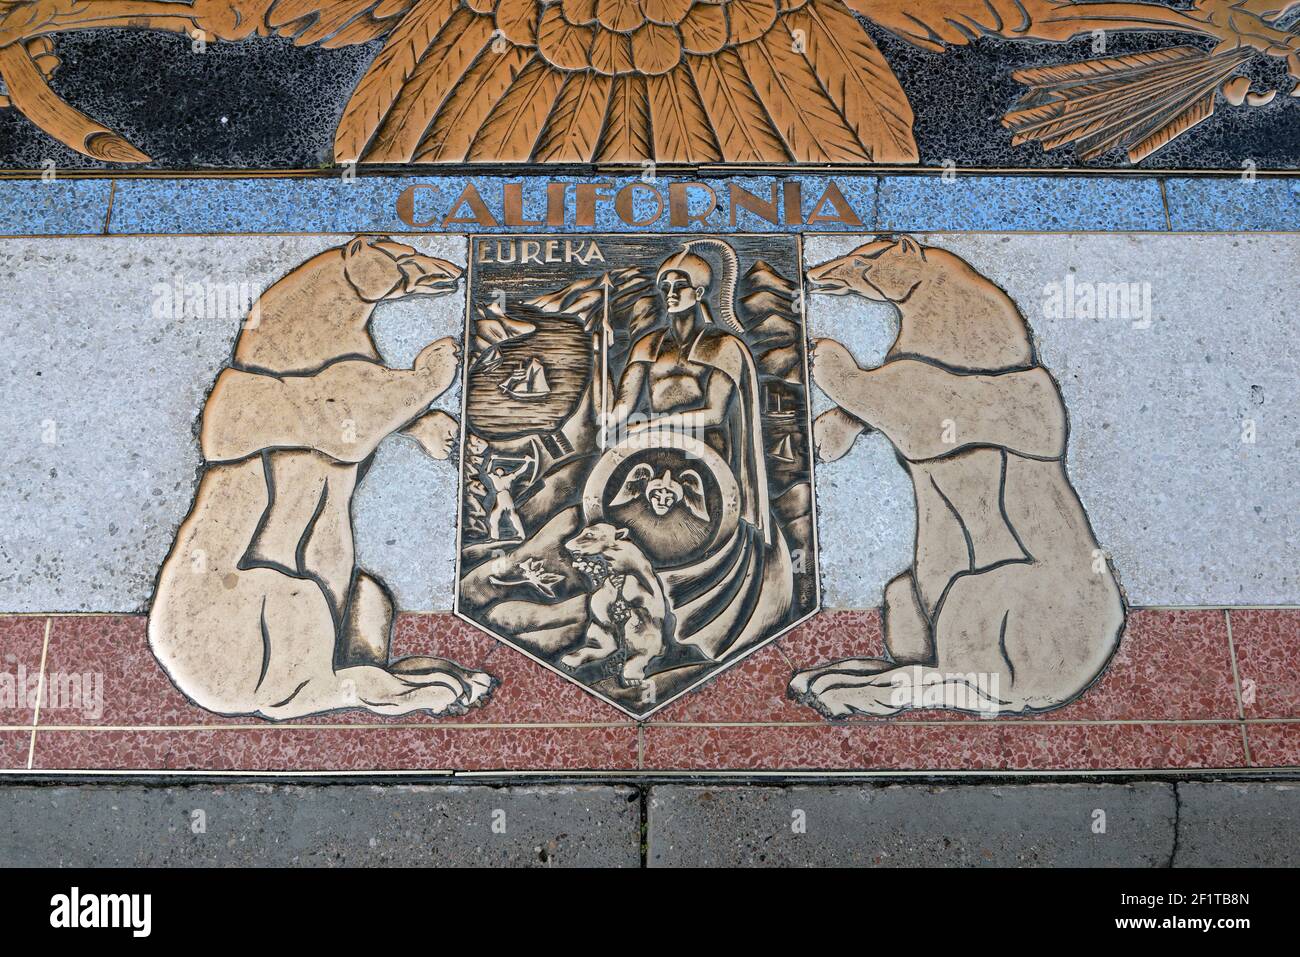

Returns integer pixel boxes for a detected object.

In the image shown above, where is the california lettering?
[397,180,865,231]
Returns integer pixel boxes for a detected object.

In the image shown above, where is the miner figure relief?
[457,234,819,716]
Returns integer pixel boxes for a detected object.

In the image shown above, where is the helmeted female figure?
[607,240,793,660]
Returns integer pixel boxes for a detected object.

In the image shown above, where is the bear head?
[805,235,927,304]
[343,236,462,303]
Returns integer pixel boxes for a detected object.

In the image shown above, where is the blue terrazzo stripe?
[2,172,1289,236]
[106,175,879,235]
[0,179,113,235]
[876,175,1168,231]
[108,177,406,234]
[1164,177,1300,231]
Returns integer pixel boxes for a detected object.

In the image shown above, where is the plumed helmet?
[656,249,712,291]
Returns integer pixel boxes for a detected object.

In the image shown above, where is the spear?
[597,273,613,450]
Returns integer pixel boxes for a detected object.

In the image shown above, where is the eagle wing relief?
[1,1,1294,162]
[284,0,1300,165]
[0,0,419,161]
[849,0,1300,162]
[331,0,919,163]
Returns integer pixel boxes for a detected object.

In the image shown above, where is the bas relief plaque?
[143,228,1128,728]
[454,234,818,715]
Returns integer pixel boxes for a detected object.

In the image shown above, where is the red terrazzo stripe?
[651,643,802,724]
[18,608,1297,772]
[1044,610,1239,721]
[652,609,1239,724]
[641,721,1248,772]
[1230,609,1300,719]
[1244,723,1300,768]
[38,612,624,728]
[0,731,31,770]
[0,617,47,726]
[30,725,639,772]
[779,609,886,663]
[40,615,193,727]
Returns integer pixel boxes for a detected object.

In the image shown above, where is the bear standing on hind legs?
[790,236,1125,718]
[149,236,494,720]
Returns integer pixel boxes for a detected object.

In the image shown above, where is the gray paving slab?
[0,784,639,867]
[5,781,1299,867]
[1173,782,1300,867]
[647,784,1176,867]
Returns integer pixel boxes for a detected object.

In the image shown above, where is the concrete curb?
[3,781,1298,867]
[0,784,640,867]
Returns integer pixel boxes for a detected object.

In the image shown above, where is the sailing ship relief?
[455,234,819,716]
[501,359,552,399]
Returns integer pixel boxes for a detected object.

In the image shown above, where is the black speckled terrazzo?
[0,29,380,171]
[866,24,1300,171]
[0,20,1295,170]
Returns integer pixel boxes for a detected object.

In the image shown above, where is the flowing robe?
[622,321,792,659]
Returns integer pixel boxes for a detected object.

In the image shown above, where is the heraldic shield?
[455,234,819,716]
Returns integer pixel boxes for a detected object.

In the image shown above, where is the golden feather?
[631,21,683,76]
[333,0,459,162]
[1075,69,1230,160]
[590,28,635,75]
[1003,47,1251,161]
[852,0,1225,51]
[535,72,614,162]
[375,0,415,17]
[646,62,722,162]
[415,44,533,162]
[596,74,653,162]
[678,3,728,55]
[564,0,599,24]
[687,50,787,163]
[1127,94,1215,162]
[1006,55,1221,148]
[734,26,869,163]
[644,0,694,25]
[496,0,540,46]
[538,4,596,70]
[468,56,568,162]
[267,0,329,21]
[786,0,916,162]
[364,10,494,161]
[728,0,778,44]
[597,0,643,32]
[269,1,418,45]
[323,14,400,48]
[1010,46,1206,87]
[1004,49,1215,132]
[293,14,357,46]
